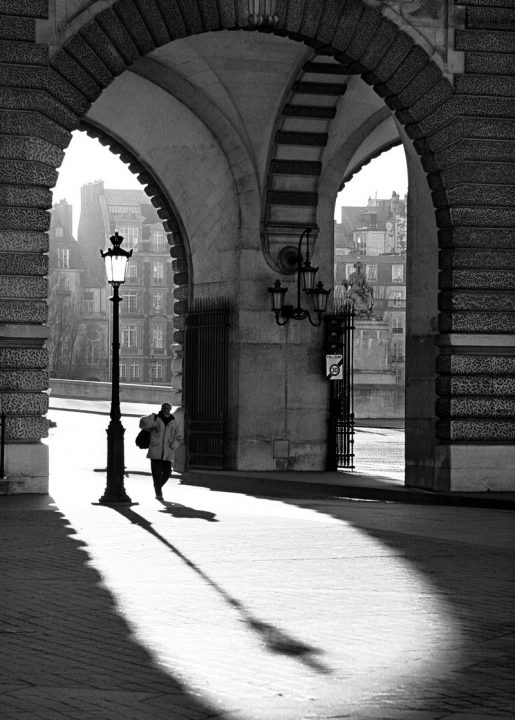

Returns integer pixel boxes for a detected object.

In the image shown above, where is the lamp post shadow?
[104,503,332,675]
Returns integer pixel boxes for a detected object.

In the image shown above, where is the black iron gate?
[325,305,355,470]
[184,298,229,469]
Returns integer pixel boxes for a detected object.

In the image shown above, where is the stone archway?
[1,0,513,492]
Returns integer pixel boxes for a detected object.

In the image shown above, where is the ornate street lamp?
[98,232,132,504]
[268,228,331,326]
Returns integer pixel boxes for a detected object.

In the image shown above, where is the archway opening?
[50,130,177,390]
[333,146,408,478]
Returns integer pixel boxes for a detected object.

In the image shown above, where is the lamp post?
[268,228,331,326]
[99,232,132,504]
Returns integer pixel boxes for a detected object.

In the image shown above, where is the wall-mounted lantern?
[267,228,331,327]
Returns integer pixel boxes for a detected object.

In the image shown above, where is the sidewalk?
[1,404,514,719]
[48,398,515,509]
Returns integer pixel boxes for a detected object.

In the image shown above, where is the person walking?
[139,403,182,500]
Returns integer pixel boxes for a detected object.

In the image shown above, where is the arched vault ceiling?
[84,31,400,258]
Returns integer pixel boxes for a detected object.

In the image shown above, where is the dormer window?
[55,227,63,237]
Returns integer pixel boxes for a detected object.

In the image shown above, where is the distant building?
[78,181,174,386]
[48,183,174,385]
[334,191,407,388]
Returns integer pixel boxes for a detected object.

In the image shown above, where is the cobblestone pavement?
[1,407,514,719]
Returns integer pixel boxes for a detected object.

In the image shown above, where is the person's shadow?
[157,498,217,522]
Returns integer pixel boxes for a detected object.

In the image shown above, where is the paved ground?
[1,403,514,719]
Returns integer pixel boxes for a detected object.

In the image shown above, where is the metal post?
[99,283,131,504]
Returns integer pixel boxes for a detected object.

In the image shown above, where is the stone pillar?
[0,3,70,493]
[432,1,515,491]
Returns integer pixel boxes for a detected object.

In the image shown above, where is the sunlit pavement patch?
[48,427,460,718]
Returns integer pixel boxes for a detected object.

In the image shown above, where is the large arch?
[1,0,513,493]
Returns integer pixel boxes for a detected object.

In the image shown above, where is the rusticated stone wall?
[434,0,515,460]
[0,2,59,466]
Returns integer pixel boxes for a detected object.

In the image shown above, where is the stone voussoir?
[0,206,50,232]
[438,160,513,188]
[153,0,188,40]
[0,109,71,148]
[439,310,515,333]
[132,0,171,46]
[0,346,48,368]
[439,269,515,291]
[113,0,157,55]
[1,415,48,441]
[79,20,127,76]
[0,391,48,415]
[436,375,515,396]
[0,185,52,208]
[440,248,515,269]
[0,15,35,42]
[436,351,515,375]
[95,7,140,65]
[0,230,48,253]
[439,290,515,312]
[63,34,114,88]
[438,226,515,249]
[0,252,47,275]
[0,299,47,323]
[0,40,47,65]
[50,50,103,103]
[437,396,515,418]
[444,184,515,207]
[0,87,79,130]
[0,158,58,187]
[0,275,47,298]
[437,206,515,228]
[436,418,515,442]
[0,367,48,390]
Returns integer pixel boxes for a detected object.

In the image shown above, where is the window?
[127,261,138,281]
[392,264,404,283]
[118,224,139,250]
[83,290,94,313]
[130,362,140,381]
[345,264,355,280]
[390,343,404,361]
[152,292,163,312]
[152,261,164,282]
[151,227,167,252]
[121,325,138,348]
[120,362,127,379]
[391,290,403,307]
[124,291,138,313]
[86,338,99,364]
[152,325,164,349]
[57,247,69,268]
[366,264,378,282]
[151,363,163,381]
[55,227,63,237]
[392,315,404,334]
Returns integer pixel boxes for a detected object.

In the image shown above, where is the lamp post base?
[98,491,133,505]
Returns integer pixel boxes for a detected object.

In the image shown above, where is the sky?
[52,131,408,237]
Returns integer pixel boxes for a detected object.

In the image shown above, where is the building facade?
[1,0,513,494]
[78,182,174,386]
[48,186,174,385]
